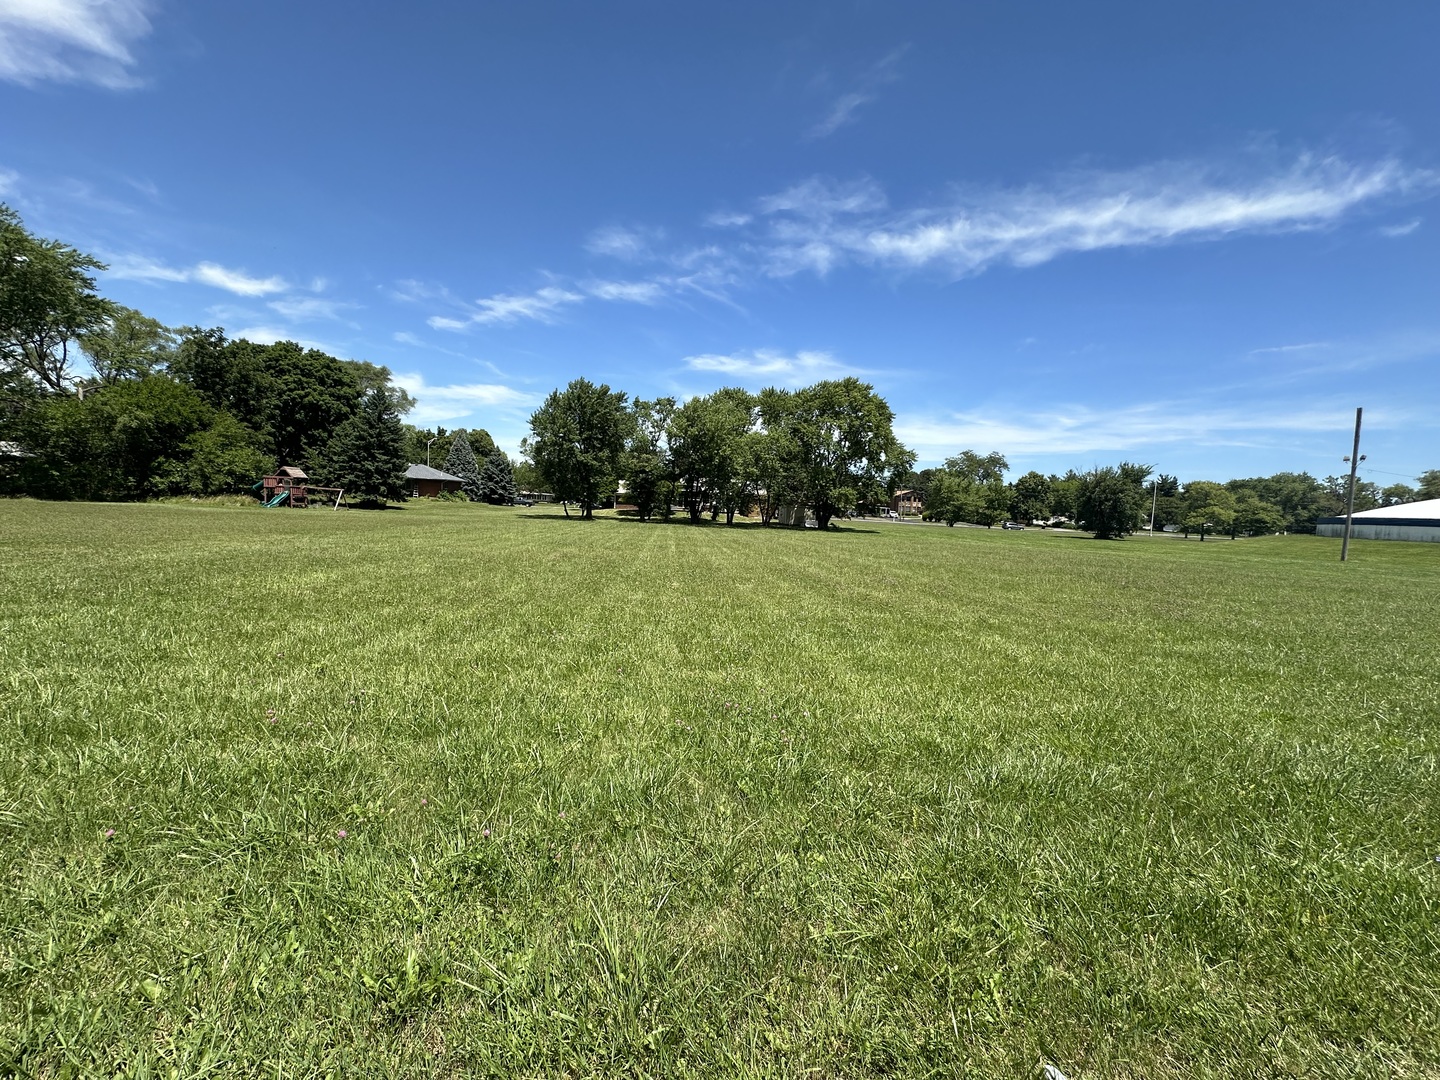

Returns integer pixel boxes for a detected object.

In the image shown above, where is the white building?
[1316,498,1440,543]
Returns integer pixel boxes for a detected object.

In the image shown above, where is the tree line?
[522,379,1438,537]
[523,376,913,528]
[0,204,517,505]
[895,460,1440,537]
[5,205,1434,527]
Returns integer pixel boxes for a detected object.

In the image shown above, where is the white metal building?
[1316,498,1440,543]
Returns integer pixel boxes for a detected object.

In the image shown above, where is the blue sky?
[3,1,1437,484]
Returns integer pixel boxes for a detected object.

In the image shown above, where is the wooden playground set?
[255,466,348,509]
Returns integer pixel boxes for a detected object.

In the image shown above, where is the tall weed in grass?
[0,500,1436,1076]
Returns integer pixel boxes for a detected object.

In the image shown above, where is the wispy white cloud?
[0,0,154,88]
[896,399,1378,460]
[427,316,468,331]
[105,254,289,295]
[586,225,664,261]
[103,252,190,283]
[192,261,287,296]
[393,331,423,346]
[471,286,584,326]
[1379,218,1421,237]
[583,279,666,304]
[267,296,353,321]
[704,210,752,228]
[228,326,335,353]
[0,166,18,196]
[758,176,887,218]
[683,348,859,385]
[1249,341,1332,355]
[806,46,908,140]
[748,155,1436,279]
[390,371,539,428]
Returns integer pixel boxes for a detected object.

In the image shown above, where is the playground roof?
[405,464,466,482]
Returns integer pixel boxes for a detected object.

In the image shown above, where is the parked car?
[1001,521,1025,530]
[512,497,534,507]
[886,509,900,519]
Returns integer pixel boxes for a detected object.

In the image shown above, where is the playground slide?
[264,490,289,508]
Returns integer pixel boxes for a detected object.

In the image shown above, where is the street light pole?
[426,436,439,467]
[1149,476,1159,535]
[1340,407,1364,563]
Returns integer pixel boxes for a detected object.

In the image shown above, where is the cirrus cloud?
[683,348,860,385]
[748,155,1436,279]
[105,254,289,296]
[0,0,155,88]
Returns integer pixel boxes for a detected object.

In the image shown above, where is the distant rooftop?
[405,463,466,482]
[1351,498,1440,520]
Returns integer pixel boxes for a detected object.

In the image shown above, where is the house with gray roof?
[404,463,467,498]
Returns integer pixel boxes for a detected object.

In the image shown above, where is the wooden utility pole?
[1340,407,1364,562]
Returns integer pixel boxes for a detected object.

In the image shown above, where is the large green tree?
[78,307,175,388]
[1077,462,1152,539]
[624,397,676,521]
[922,452,1009,527]
[0,204,114,393]
[158,413,273,497]
[765,378,911,530]
[318,388,408,506]
[1416,470,1440,501]
[14,375,215,500]
[747,392,803,526]
[1009,470,1052,525]
[262,341,362,466]
[669,387,755,523]
[527,378,631,519]
[1232,493,1286,537]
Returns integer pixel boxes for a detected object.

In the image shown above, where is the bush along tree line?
[524,377,916,526]
[0,204,514,507]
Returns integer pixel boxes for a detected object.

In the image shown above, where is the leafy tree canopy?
[527,377,631,519]
[0,204,113,393]
[765,378,913,530]
[1078,462,1152,539]
[1417,470,1440,501]
[78,306,175,388]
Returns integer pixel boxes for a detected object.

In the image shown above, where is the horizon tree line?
[4,204,1435,527]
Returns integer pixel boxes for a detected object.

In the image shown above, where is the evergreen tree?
[443,429,483,501]
[318,388,408,506]
[479,446,517,504]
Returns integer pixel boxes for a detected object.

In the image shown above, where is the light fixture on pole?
[426,436,439,467]
[1340,407,1364,563]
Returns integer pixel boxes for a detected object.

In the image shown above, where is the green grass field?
[1,500,1437,1078]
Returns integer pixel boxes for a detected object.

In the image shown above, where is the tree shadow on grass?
[512,512,879,534]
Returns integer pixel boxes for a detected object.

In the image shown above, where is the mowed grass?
[1,500,1437,1079]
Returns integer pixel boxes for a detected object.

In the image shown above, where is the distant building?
[1316,498,1440,543]
[404,464,466,498]
[890,489,923,515]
